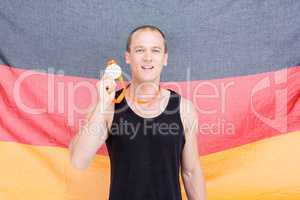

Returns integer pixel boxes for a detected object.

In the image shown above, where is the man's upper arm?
[180,97,200,174]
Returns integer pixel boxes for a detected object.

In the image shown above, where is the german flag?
[1,1,300,200]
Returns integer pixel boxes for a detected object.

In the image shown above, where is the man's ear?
[163,53,168,66]
[125,51,130,64]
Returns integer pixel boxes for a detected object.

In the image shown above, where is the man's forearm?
[69,103,108,169]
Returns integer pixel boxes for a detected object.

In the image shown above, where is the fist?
[96,73,117,111]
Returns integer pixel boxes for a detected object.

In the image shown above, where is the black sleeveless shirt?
[106,89,186,200]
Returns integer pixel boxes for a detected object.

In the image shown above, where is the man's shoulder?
[179,96,197,113]
[164,89,197,115]
[178,95,198,126]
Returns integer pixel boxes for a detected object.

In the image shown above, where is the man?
[69,25,206,200]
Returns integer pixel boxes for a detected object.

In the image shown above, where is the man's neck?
[128,80,160,100]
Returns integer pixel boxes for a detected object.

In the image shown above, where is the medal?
[105,59,122,79]
[105,59,126,104]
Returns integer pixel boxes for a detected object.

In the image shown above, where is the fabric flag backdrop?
[1,1,300,199]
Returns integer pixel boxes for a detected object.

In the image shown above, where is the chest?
[109,116,184,152]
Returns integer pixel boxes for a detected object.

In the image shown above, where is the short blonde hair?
[126,25,167,53]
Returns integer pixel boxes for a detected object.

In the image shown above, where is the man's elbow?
[182,168,195,181]
[70,154,90,170]
[182,164,203,181]
[68,139,91,170]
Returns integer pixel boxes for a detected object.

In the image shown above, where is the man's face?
[125,29,168,83]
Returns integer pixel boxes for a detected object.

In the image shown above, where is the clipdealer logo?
[12,68,99,126]
[192,80,236,136]
[250,68,288,133]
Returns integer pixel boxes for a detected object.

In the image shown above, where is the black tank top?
[106,88,186,200]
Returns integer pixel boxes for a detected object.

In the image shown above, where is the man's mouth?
[141,65,154,70]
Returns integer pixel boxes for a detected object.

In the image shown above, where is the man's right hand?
[96,73,117,112]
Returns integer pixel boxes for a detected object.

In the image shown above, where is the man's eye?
[153,49,161,53]
[135,49,144,53]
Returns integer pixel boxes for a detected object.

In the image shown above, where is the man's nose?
[143,51,152,62]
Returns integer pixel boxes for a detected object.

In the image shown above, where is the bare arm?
[69,75,116,170]
[180,98,207,200]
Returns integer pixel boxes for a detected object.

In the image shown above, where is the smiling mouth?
[141,66,154,69]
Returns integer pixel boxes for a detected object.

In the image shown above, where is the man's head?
[125,25,168,83]
[126,25,168,54]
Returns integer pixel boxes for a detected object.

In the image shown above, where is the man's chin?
[134,76,159,83]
